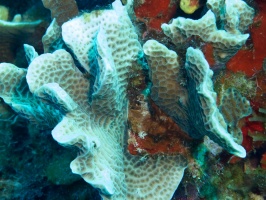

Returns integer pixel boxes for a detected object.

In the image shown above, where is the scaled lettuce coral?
[219,88,252,144]
[0,0,257,199]
[185,47,248,157]
[0,63,60,129]
[207,0,255,33]
[162,0,254,64]
[0,1,187,199]
[143,40,189,134]
[162,10,249,64]
[143,40,248,158]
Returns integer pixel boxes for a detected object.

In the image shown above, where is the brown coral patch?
[42,0,78,26]
[253,70,266,108]
[128,96,192,156]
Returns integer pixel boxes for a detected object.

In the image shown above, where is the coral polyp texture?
[162,10,250,64]
[143,40,189,133]
[0,0,264,199]
[219,88,252,144]
[185,47,246,157]
[0,63,60,128]
[42,18,62,53]
[162,0,254,65]
[0,1,187,199]
[224,0,255,34]
[143,40,247,158]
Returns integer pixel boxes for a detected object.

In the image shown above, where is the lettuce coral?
[143,40,247,158]
[0,63,61,129]
[0,0,258,199]
[185,47,246,157]
[143,40,189,134]
[0,1,187,199]
[162,10,250,64]
[42,18,62,53]
[219,88,252,144]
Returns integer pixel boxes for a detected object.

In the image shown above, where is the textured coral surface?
[227,0,266,76]
[0,0,266,200]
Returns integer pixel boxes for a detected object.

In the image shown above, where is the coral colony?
[0,0,266,199]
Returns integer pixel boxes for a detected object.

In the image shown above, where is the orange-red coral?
[202,43,216,67]
[134,0,178,31]
[240,101,266,153]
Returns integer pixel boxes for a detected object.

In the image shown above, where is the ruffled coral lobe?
[226,0,266,77]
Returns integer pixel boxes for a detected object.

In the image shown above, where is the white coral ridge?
[224,0,254,34]
[25,0,187,200]
[24,44,38,64]
[161,9,249,45]
[143,39,246,158]
[143,40,189,134]
[0,63,61,129]
[161,8,251,63]
[185,47,246,158]
[207,0,255,34]
[42,18,61,53]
